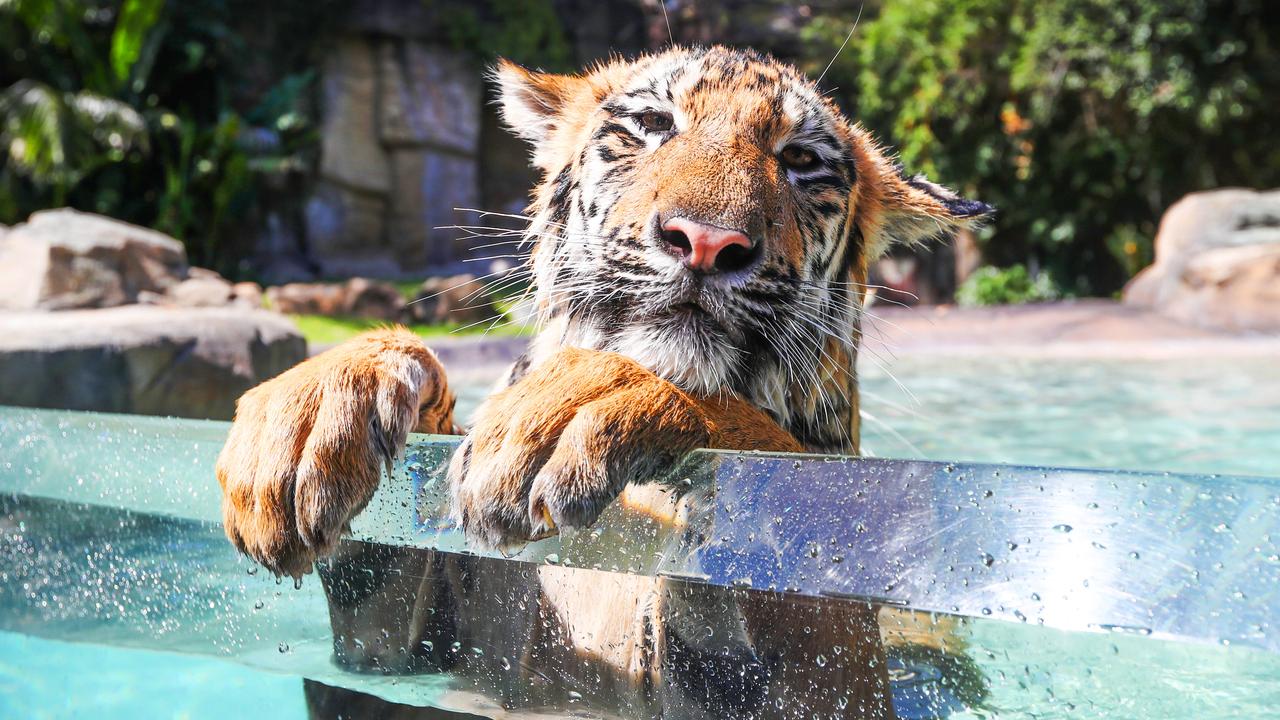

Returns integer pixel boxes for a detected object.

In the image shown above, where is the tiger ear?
[492,59,586,145]
[850,128,993,258]
[877,169,993,252]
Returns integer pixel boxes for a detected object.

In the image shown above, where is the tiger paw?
[216,328,455,578]
[447,347,711,550]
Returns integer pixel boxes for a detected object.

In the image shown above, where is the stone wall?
[256,0,651,283]
[304,36,483,280]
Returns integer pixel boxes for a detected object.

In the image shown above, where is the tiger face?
[497,46,988,453]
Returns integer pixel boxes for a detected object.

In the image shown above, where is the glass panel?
[2,405,1278,719]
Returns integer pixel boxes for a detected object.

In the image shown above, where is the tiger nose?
[659,217,757,274]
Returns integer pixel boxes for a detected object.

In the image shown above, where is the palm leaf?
[0,79,148,190]
[110,0,166,87]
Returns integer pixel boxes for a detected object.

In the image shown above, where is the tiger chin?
[216,45,989,718]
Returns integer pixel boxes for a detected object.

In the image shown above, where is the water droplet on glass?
[278,642,290,653]
[815,654,828,667]
[1053,524,1073,533]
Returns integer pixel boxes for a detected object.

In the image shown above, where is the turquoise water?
[859,355,1280,478]
[3,352,1279,718]
[0,634,305,720]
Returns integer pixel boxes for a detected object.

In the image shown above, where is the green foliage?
[0,80,148,202]
[289,314,534,347]
[434,0,572,71]
[108,0,162,86]
[0,0,324,274]
[805,0,1280,295]
[956,264,1060,307]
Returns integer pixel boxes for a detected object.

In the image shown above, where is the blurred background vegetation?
[0,0,345,272]
[2,0,1277,297]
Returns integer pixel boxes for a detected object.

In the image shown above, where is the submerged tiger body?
[216,46,988,718]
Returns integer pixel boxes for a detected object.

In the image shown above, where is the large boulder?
[0,209,188,310]
[0,306,305,420]
[1124,189,1280,333]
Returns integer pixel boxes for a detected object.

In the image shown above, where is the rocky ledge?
[0,306,305,421]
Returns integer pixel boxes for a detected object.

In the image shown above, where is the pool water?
[858,355,1280,478]
[0,634,306,720]
[2,352,1278,719]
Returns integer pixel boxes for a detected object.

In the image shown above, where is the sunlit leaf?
[110,0,165,86]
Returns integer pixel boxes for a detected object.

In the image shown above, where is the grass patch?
[290,314,534,347]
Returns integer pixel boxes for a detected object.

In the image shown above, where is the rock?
[157,270,262,310]
[388,148,480,269]
[0,209,188,310]
[344,277,405,320]
[231,282,264,310]
[1171,244,1280,332]
[1124,189,1280,333]
[266,278,405,321]
[378,41,480,153]
[266,282,349,316]
[0,306,306,420]
[187,266,222,280]
[252,211,319,285]
[256,255,318,286]
[167,276,236,308]
[303,180,389,269]
[407,274,502,326]
[303,33,489,276]
[318,37,391,194]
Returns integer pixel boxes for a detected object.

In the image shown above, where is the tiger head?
[496,46,989,452]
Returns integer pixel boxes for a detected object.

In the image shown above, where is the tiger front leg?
[216,328,459,578]
[447,347,711,549]
[448,346,803,550]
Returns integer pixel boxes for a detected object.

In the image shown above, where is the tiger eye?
[780,145,819,170]
[638,111,674,133]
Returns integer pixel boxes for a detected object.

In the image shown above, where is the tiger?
[216,45,989,719]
